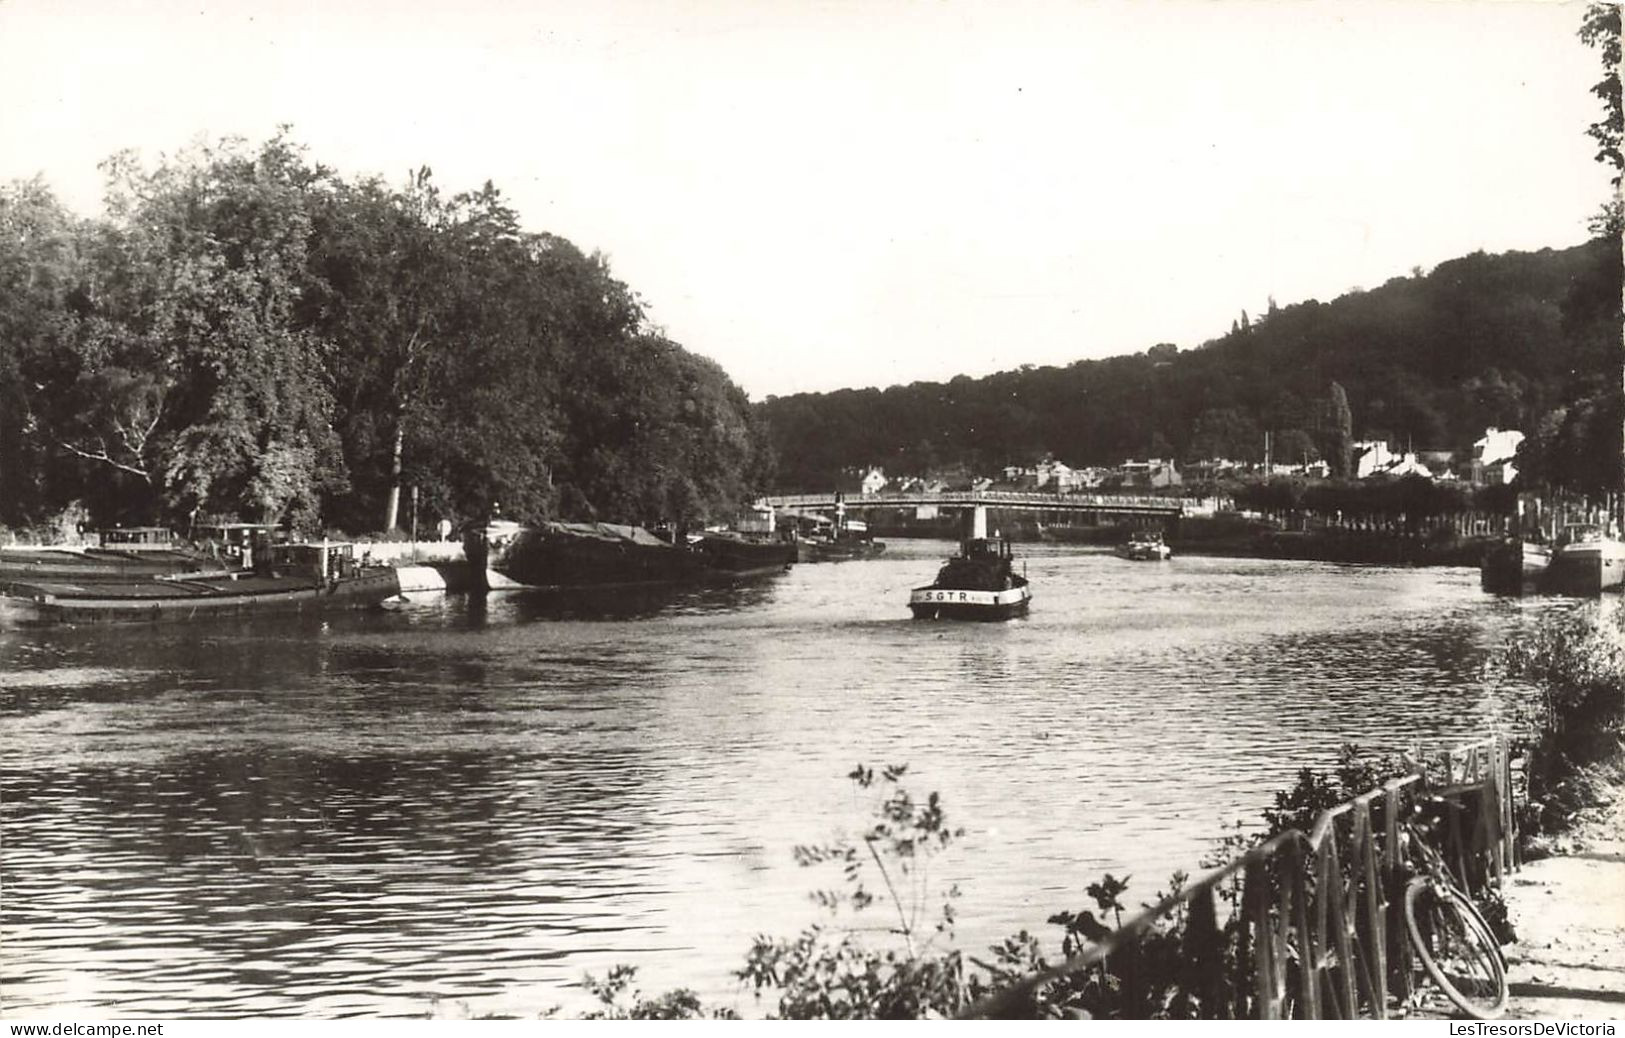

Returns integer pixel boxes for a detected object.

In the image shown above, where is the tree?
[1580,3,1622,188]
[0,178,85,526]
[1325,382,1354,478]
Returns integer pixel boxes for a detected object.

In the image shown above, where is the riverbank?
[1503,772,1625,1018]
[1493,597,1623,1018]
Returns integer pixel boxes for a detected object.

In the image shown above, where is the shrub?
[1494,600,1625,833]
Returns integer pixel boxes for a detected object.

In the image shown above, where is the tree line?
[0,134,772,536]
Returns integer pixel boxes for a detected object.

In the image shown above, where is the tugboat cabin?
[194,523,281,566]
[265,542,362,583]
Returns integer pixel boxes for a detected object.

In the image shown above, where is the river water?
[0,543,1556,1017]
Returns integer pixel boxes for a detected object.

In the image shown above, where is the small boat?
[0,541,399,625]
[909,537,1031,621]
[1116,531,1172,561]
[1539,524,1625,596]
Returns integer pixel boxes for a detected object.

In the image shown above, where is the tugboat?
[909,536,1031,621]
[791,511,886,563]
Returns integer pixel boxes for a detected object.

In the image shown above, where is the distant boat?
[789,511,885,562]
[1539,524,1625,596]
[795,535,887,563]
[1115,532,1172,561]
[908,537,1031,621]
[0,541,398,625]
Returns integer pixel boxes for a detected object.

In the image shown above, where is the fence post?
[1352,798,1388,1019]
[1287,839,1319,1020]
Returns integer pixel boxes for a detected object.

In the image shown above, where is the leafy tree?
[22,137,346,528]
[1580,2,1622,236]
[0,179,86,526]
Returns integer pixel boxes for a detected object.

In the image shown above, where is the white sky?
[0,0,1609,399]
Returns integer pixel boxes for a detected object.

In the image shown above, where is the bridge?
[759,490,1184,518]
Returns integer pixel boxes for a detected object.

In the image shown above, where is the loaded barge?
[0,541,398,625]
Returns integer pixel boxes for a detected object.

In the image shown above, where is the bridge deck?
[762,491,1183,515]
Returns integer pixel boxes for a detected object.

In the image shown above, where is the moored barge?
[0,542,398,625]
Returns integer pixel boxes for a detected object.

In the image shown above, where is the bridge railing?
[959,733,1516,1020]
[761,490,1184,513]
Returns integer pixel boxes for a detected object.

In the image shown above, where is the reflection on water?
[0,545,1555,1016]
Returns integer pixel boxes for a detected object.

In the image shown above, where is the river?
[0,543,1556,1017]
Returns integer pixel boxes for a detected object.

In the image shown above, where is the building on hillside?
[1268,459,1331,478]
[1377,451,1434,479]
[1418,449,1461,480]
[1353,440,1395,479]
[1072,467,1112,490]
[896,476,949,495]
[1185,458,1247,482]
[1118,458,1183,489]
[1471,427,1524,485]
[836,467,889,495]
[1035,457,1085,492]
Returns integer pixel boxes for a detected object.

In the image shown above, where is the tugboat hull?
[908,583,1031,620]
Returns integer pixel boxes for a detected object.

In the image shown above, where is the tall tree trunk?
[383,414,404,532]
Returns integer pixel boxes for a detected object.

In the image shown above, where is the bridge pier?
[964,505,988,540]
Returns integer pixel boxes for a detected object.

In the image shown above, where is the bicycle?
[1397,797,1509,1020]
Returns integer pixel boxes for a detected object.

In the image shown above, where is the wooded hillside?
[757,238,1622,494]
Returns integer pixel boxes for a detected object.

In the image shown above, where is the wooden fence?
[960,735,1517,1019]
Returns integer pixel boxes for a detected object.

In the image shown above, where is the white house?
[1472,427,1524,485]
[1118,458,1182,488]
[1353,440,1395,479]
[860,467,888,495]
[1379,452,1434,479]
[1035,457,1082,491]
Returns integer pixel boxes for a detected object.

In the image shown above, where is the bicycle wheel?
[1404,877,1508,1019]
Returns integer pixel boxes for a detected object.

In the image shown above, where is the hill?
[756,239,1622,492]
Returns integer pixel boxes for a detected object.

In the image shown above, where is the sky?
[0,0,1610,399]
